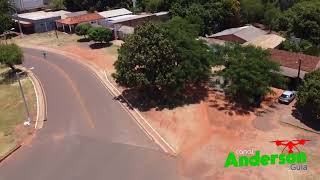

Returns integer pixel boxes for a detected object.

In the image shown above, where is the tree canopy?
[215,43,283,106]
[0,44,23,70]
[297,69,320,121]
[240,0,264,23]
[75,23,92,38]
[88,27,113,43]
[113,20,213,97]
[278,39,317,56]
[0,0,14,35]
[275,0,320,44]
[171,0,241,35]
[49,0,66,10]
[113,23,178,89]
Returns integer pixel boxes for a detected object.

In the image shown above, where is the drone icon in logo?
[271,139,310,154]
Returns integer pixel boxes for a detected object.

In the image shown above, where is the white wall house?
[13,0,44,11]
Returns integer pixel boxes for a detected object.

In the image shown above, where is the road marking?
[25,54,96,129]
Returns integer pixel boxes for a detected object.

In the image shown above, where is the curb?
[0,145,22,163]
[21,45,177,156]
[280,120,320,135]
[18,66,47,129]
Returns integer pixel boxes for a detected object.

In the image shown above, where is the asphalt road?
[0,48,182,180]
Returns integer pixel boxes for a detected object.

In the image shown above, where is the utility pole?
[297,57,302,79]
[9,5,24,37]
[16,72,31,126]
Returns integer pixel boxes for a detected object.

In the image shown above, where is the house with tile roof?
[55,13,104,32]
[269,49,320,79]
[207,25,267,43]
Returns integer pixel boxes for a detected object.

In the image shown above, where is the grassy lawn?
[104,44,119,57]
[11,31,81,47]
[0,67,36,157]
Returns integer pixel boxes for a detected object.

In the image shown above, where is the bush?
[75,23,92,38]
[88,27,113,43]
[0,44,23,70]
[297,69,320,121]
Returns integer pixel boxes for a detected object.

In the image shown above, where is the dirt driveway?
[177,93,320,180]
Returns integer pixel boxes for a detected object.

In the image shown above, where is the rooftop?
[155,11,169,16]
[244,34,285,49]
[56,13,104,25]
[199,37,226,46]
[269,49,320,72]
[108,14,153,24]
[118,25,135,34]
[283,91,294,95]
[65,11,88,18]
[17,10,70,20]
[208,25,267,42]
[98,8,132,18]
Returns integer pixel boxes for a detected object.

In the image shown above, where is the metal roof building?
[207,25,267,43]
[244,34,286,49]
[98,8,133,19]
[13,10,70,33]
[65,11,88,18]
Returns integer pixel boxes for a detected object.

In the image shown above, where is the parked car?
[278,91,296,104]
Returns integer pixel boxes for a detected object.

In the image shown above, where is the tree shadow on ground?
[291,105,320,131]
[0,69,27,84]
[207,89,252,116]
[77,37,91,42]
[115,86,208,112]
[89,42,112,49]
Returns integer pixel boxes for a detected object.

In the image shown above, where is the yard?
[0,67,36,158]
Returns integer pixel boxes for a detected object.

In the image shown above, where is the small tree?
[0,14,13,35]
[297,69,320,121]
[75,23,92,38]
[88,27,113,43]
[0,44,23,70]
[50,0,65,10]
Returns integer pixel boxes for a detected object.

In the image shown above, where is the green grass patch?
[104,44,119,57]
[0,68,36,156]
[13,31,81,47]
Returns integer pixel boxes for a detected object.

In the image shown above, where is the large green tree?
[50,0,65,10]
[161,17,214,91]
[169,0,240,34]
[0,44,23,70]
[0,15,13,35]
[0,0,14,35]
[218,43,283,106]
[263,3,281,30]
[240,0,265,23]
[113,20,213,96]
[297,69,320,121]
[275,0,320,44]
[113,23,179,91]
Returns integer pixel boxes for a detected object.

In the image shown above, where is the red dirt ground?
[39,42,319,180]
